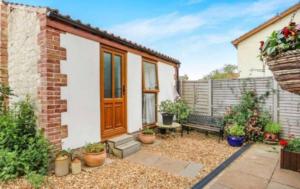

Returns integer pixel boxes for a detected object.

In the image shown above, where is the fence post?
[208,79,212,116]
[193,81,196,113]
[179,78,183,96]
[272,79,279,122]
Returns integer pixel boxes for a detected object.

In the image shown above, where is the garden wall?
[180,77,300,138]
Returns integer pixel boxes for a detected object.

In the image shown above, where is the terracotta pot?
[266,49,300,95]
[264,132,279,141]
[139,133,155,144]
[83,150,106,167]
[55,155,70,177]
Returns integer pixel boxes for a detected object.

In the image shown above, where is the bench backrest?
[188,114,223,127]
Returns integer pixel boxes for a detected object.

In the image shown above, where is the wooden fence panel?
[180,77,300,138]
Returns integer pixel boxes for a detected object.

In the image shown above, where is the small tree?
[203,64,239,80]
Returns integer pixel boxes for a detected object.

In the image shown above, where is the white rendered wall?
[60,33,100,149]
[7,8,41,105]
[237,11,300,78]
[157,62,178,122]
[127,53,143,133]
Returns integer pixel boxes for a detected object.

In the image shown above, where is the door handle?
[123,85,126,95]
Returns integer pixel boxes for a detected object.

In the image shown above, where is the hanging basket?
[266,49,300,95]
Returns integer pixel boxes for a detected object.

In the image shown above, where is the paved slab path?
[205,144,300,189]
[125,150,203,178]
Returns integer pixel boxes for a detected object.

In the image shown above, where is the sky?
[9,0,299,79]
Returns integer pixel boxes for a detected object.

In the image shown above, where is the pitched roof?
[232,3,300,48]
[2,0,181,65]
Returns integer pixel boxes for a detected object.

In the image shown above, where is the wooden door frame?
[100,45,127,140]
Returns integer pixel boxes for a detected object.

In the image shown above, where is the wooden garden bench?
[181,114,224,141]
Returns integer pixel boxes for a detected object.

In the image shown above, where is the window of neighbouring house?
[142,60,159,125]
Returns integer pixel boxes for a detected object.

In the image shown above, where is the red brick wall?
[38,14,68,151]
[0,3,8,86]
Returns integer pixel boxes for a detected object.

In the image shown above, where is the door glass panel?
[143,62,157,90]
[114,55,122,98]
[104,52,112,98]
[142,93,156,124]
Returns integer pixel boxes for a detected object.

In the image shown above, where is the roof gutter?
[47,11,181,65]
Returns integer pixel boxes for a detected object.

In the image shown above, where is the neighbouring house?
[232,3,300,78]
[0,1,180,150]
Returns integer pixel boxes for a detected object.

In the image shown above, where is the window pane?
[143,62,157,90]
[143,93,156,124]
[104,52,112,98]
[114,55,122,98]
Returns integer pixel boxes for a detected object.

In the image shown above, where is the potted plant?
[280,137,300,172]
[264,122,281,143]
[174,98,191,124]
[83,142,106,167]
[226,124,245,147]
[139,127,156,144]
[259,22,300,95]
[159,100,176,125]
[55,150,71,177]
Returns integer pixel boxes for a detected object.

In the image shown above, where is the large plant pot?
[162,113,174,125]
[280,149,300,172]
[227,136,244,147]
[55,155,70,177]
[266,49,300,95]
[83,151,106,167]
[264,132,279,141]
[139,133,156,144]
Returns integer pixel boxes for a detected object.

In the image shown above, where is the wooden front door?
[100,47,127,139]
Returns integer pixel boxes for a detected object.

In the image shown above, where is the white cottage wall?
[157,62,177,122]
[127,53,143,133]
[60,33,100,149]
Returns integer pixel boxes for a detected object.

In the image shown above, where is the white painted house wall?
[127,53,143,133]
[60,33,100,149]
[157,62,178,122]
[237,11,300,78]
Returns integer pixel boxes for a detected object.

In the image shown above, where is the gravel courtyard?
[1,132,238,189]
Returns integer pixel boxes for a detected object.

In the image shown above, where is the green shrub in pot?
[264,122,281,142]
[159,100,176,125]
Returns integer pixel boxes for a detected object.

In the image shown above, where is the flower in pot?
[259,22,300,95]
[55,150,71,177]
[159,100,176,125]
[280,137,300,172]
[83,142,106,167]
[264,122,281,142]
[226,124,245,147]
[139,127,156,144]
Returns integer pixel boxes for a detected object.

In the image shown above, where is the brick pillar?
[0,2,8,86]
[38,14,67,151]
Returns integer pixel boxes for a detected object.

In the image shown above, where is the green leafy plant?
[26,172,45,189]
[84,143,105,153]
[264,122,281,134]
[142,127,155,135]
[259,22,300,60]
[0,84,13,114]
[285,138,300,153]
[0,95,51,186]
[227,124,245,137]
[159,100,176,114]
[174,98,191,124]
[224,90,271,142]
